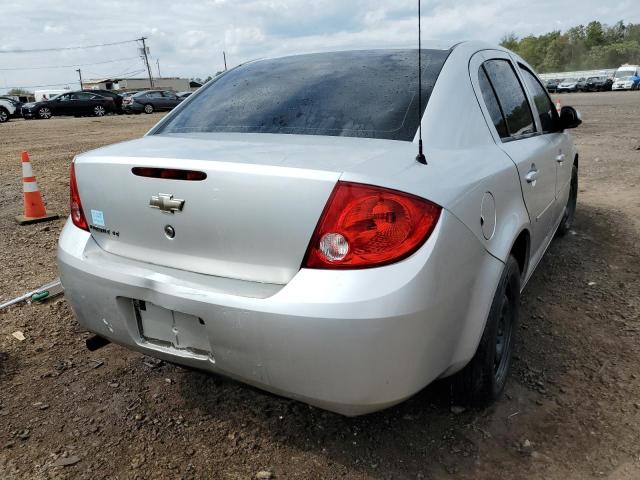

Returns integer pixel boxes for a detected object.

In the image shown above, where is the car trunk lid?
[74,133,406,284]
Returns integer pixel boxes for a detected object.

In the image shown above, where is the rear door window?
[483,59,536,138]
[478,67,508,138]
[519,66,559,133]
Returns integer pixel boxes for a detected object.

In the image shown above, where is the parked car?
[545,78,561,93]
[21,91,115,119]
[122,90,183,114]
[59,43,581,416]
[557,78,581,92]
[0,97,22,123]
[83,89,125,113]
[584,76,613,92]
[612,75,640,91]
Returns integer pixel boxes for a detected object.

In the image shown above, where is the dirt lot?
[1,92,639,479]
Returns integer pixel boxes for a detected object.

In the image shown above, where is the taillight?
[303,181,441,269]
[70,162,89,231]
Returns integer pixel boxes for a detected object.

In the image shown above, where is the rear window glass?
[155,49,450,141]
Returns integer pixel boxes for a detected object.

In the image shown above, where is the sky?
[1,0,639,94]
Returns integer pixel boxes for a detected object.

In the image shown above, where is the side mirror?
[559,106,582,130]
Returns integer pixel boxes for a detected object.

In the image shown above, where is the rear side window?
[155,49,451,141]
[519,66,559,133]
[483,59,535,138]
[478,67,508,138]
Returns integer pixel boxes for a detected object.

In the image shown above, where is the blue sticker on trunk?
[91,209,105,226]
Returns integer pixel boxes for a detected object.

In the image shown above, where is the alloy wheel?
[144,104,153,114]
[39,107,52,119]
[94,106,106,117]
[0,110,8,123]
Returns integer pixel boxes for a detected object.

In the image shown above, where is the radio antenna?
[415,0,427,165]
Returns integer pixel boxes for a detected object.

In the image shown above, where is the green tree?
[500,33,519,51]
[7,88,32,96]
[502,20,640,72]
[585,21,605,48]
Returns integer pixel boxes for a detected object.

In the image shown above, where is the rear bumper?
[57,212,503,415]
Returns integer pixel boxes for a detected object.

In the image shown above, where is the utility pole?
[76,68,83,89]
[139,37,154,88]
[223,51,227,71]
[156,58,161,78]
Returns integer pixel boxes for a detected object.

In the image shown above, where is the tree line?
[501,21,640,73]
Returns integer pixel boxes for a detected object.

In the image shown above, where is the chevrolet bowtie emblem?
[149,193,185,213]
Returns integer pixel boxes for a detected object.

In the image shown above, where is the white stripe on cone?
[22,162,33,178]
[23,181,39,193]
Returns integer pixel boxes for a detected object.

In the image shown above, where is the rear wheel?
[449,255,520,406]
[144,103,154,114]
[38,107,52,119]
[556,164,578,236]
[0,107,8,123]
[93,105,106,117]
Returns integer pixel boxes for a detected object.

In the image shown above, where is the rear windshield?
[155,49,450,141]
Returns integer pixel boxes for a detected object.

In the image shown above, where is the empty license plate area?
[133,299,211,355]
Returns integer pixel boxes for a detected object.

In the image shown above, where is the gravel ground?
[0,92,639,479]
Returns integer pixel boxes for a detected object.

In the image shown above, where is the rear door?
[72,92,94,114]
[470,51,557,260]
[161,91,179,109]
[147,91,164,109]
[517,64,573,219]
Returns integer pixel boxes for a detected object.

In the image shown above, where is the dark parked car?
[21,91,115,119]
[576,78,588,91]
[545,78,561,93]
[83,89,125,113]
[584,76,613,92]
[122,90,183,114]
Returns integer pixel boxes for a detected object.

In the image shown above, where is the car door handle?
[525,169,539,184]
[556,153,566,163]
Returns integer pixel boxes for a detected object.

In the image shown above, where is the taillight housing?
[70,162,89,231]
[303,181,441,269]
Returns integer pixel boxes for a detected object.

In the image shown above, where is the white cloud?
[0,0,638,93]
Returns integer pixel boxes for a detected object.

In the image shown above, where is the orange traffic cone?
[16,151,59,225]
[555,98,562,115]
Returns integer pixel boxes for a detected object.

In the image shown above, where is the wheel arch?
[509,228,531,279]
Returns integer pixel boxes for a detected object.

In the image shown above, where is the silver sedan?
[58,42,581,416]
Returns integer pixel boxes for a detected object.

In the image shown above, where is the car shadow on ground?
[170,203,640,478]
[152,200,631,478]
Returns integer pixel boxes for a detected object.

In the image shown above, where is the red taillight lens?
[303,181,441,269]
[70,162,89,231]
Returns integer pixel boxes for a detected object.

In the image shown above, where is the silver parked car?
[58,42,581,416]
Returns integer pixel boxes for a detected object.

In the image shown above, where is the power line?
[0,56,141,71]
[4,68,147,90]
[0,38,140,54]
[4,81,76,89]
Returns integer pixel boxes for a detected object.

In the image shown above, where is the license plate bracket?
[133,299,210,354]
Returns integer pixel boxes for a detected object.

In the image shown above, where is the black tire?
[449,255,520,407]
[0,107,9,123]
[556,164,578,237]
[143,103,154,114]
